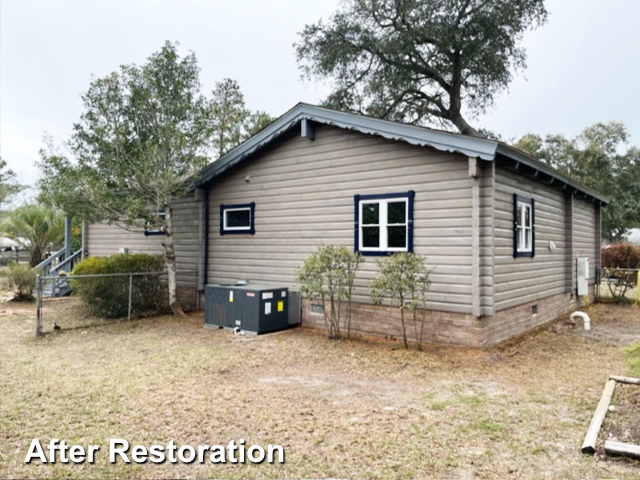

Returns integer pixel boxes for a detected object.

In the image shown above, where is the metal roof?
[194,103,608,205]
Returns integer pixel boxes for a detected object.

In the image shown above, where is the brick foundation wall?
[301,300,484,348]
[483,291,585,347]
[301,291,587,349]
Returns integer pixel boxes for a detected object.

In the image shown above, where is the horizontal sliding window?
[220,202,255,235]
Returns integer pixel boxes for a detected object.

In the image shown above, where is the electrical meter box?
[577,257,589,296]
[204,284,289,334]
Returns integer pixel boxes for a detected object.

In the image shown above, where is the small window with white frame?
[144,208,166,236]
[220,202,255,235]
[355,191,414,255]
[513,194,535,257]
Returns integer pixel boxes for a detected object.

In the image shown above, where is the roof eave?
[496,144,609,205]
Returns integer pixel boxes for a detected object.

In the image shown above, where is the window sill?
[358,250,407,256]
[220,229,255,235]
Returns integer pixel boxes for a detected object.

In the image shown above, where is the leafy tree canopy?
[208,79,275,157]
[38,41,212,314]
[0,158,24,212]
[515,121,640,242]
[296,0,547,136]
[37,42,275,314]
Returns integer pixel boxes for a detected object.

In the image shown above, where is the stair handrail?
[33,248,66,275]
[50,249,82,276]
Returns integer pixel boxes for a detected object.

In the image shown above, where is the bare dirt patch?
[1,301,639,479]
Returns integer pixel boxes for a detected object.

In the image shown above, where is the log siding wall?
[207,125,477,315]
[493,163,599,313]
[85,193,203,307]
[83,123,603,346]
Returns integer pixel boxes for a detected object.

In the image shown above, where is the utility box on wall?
[577,257,589,296]
[204,284,289,334]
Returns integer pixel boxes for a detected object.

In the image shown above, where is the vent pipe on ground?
[571,311,591,331]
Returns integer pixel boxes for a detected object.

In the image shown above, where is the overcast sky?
[3,0,640,198]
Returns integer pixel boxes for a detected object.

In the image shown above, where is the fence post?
[128,274,133,321]
[35,275,42,336]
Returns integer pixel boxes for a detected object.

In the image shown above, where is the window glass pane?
[362,226,380,248]
[517,227,522,251]
[226,209,250,228]
[517,205,523,227]
[388,226,407,249]
[525,229,531,250]
[362,203,379,225]
[387,201,406,224]
[524,205,531,227]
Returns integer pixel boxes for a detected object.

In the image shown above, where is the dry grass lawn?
[1,301,639,479]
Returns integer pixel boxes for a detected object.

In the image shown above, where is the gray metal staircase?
[34,248,82,297]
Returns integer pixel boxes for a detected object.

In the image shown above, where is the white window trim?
[223,207,252,232]
[516,201,533,253]
[359,198,409,253]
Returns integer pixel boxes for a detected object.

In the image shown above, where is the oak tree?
[296,0,547,136]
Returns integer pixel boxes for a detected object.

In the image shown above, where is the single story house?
[83,103,607,347]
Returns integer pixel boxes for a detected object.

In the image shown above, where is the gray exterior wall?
[82,121,603,345]
[85,193,203,308]
[207,124,480,315]
[493,163,599,313]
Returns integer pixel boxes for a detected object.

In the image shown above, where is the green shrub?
[296,245,363,338]
[70,254,168,318]
[0,256,17,267]
[6,263,36,301]
[370,253,432,350]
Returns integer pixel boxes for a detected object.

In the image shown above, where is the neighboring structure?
[84,103,607,347]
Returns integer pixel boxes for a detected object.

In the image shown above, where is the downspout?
[204,185,210,286]
[64,216,72,272]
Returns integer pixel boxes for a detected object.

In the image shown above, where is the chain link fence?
[35,271,199,335]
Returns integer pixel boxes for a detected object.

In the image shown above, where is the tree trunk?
[399,293,408,349]
[163,206,185,317]
[449,108,481,137]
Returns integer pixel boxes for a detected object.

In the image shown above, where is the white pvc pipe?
[571,311,591,331]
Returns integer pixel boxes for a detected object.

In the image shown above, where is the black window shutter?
[353,194,360,252]
[531,198,535,258]
[512,193,518,258]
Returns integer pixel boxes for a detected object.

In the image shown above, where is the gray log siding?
[207,125,478,315]
[85,193,203,294]
[493,163,599,312]
[573,196,598,293]
[494,164,567,311]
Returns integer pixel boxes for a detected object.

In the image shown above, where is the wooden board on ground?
[582,379,616,454]
[609,375,640,385]
[604,440,640,460]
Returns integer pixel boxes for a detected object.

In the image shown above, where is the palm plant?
[1,204,65,267]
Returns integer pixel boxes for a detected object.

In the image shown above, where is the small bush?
[602,243,640,269]
[370,253,432,350]
[6,263,36,301]
[0,256,17,267]
[70,254,168,318]
[296,245,363,338]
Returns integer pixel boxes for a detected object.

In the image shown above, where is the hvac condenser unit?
[204,284,292,334]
